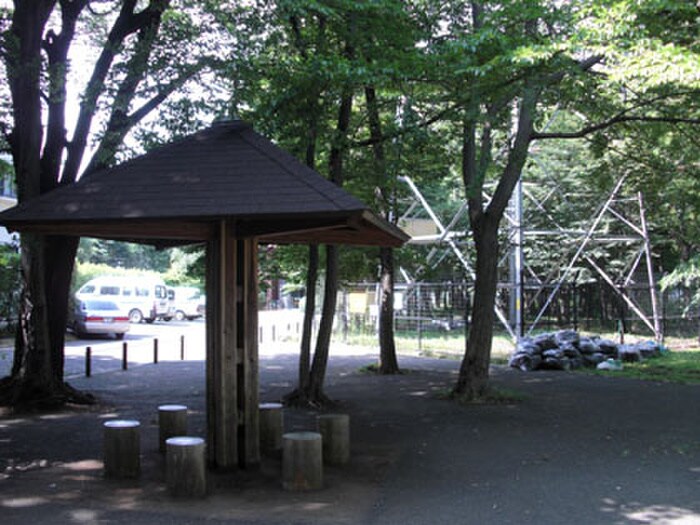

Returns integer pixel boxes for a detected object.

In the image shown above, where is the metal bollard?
[85,347,92,377]
[153,338,159,364]
[180,335,185,361]
[122,342,128,371]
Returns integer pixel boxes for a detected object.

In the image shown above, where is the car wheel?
[175,310,186,322]
[115,333,125,340]
[129,309,143,324]
[145,318,155,324]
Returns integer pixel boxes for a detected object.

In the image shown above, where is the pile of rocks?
[508,330,663,372]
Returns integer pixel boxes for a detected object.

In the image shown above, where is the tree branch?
[533,115,700,140]
[85,62,206,174]
[62,0,170,184]
[40,0,88,191]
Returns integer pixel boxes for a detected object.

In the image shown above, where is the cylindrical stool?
[282,432,323,491]
[259,402,284,454]
[165,436,207,498]
[158,404,188,453]
[317,414,350,465]
[103,420,140,479]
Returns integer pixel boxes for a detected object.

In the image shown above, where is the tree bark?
[452,219,499,399]
[308,244,338,403]
[1,0,173,409]
[364,84,400,374]
[452,77,538,399]
[378,246,400,373]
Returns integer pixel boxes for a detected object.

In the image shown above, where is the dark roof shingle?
[0,121,408,247]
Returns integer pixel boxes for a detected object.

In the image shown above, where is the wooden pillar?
[103,420,140,479]
[206,220,260,470]
[259,402,284,453]
[282,432,323,491]
[166,436,207,498]
[158,404,188,454]
[317,413,350,465]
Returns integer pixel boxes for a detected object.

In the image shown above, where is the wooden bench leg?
[103,420,140,479]
[317,414,350,465]
[158,404,188,453]
[282,432,323,491]
[259,402,283,454]
[166,436,207,498]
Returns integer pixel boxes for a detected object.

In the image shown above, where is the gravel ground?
[1,351,699,524]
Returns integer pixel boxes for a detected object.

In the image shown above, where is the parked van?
[76,276,169,324]
[167,286,205,321]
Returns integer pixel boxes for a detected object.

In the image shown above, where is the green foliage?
[164,246,205,286]
[71,262,165,295]
[77,239,170,273]
[0,243,19,328]
[660,256,700,315]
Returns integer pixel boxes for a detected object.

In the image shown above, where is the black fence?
[339,280,699,345]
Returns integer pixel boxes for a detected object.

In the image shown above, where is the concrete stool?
[282,432,323,491]
[317,414,350,465]
[165,436,207,498]
[259,402,284,454]
[103,420,140,479]
[158,404,188,453]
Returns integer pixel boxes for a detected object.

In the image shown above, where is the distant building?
[0,157,17,244]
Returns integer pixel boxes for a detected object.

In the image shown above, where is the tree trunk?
[308,244,338,404]
[452,219,499,400]
[364,84,400,374]
[378,246,400,374]
[285,245,318,406]
[1,233,90,408]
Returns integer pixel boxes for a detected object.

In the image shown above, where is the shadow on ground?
[1,354,699,524]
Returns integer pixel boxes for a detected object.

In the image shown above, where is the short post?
[180,335,185,361]
[103,420,140,479]
[153,338,159,364]
[259,402,283,454]
[122,342,128,371]
[317,414,350,465]
[282,432,323,491]
[166,436,207,498]
[85,347,92,378]
[158,404,188,453]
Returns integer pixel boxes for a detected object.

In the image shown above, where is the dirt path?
[1,354,699,524]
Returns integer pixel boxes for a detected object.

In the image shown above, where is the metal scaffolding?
[397,172,662,343]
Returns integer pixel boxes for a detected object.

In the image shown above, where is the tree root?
[0,376,95,412]
[283,388,337,409]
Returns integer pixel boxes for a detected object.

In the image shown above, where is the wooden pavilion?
[0,120,408,469]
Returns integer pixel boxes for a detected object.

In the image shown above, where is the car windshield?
[82,300,119,311]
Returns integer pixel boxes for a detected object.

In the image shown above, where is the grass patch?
[588,350,700,384]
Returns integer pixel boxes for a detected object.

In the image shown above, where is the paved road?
[0,311,316,378]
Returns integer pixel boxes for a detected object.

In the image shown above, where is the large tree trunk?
[378,246,400,374]
[308,245,339,403]
[285,244,318,406]
[453,219,499,399]
[364,84,400,374]
[0,2,89,408]
[298,245,318,393]
[1,234,89,408]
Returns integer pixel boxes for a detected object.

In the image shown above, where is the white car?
[169,286,205,321]
[71,299,130,339]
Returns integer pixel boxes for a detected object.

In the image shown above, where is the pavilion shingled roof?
[0,120,408,247]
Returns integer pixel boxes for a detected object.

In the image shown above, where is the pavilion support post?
[206,220,260,470]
